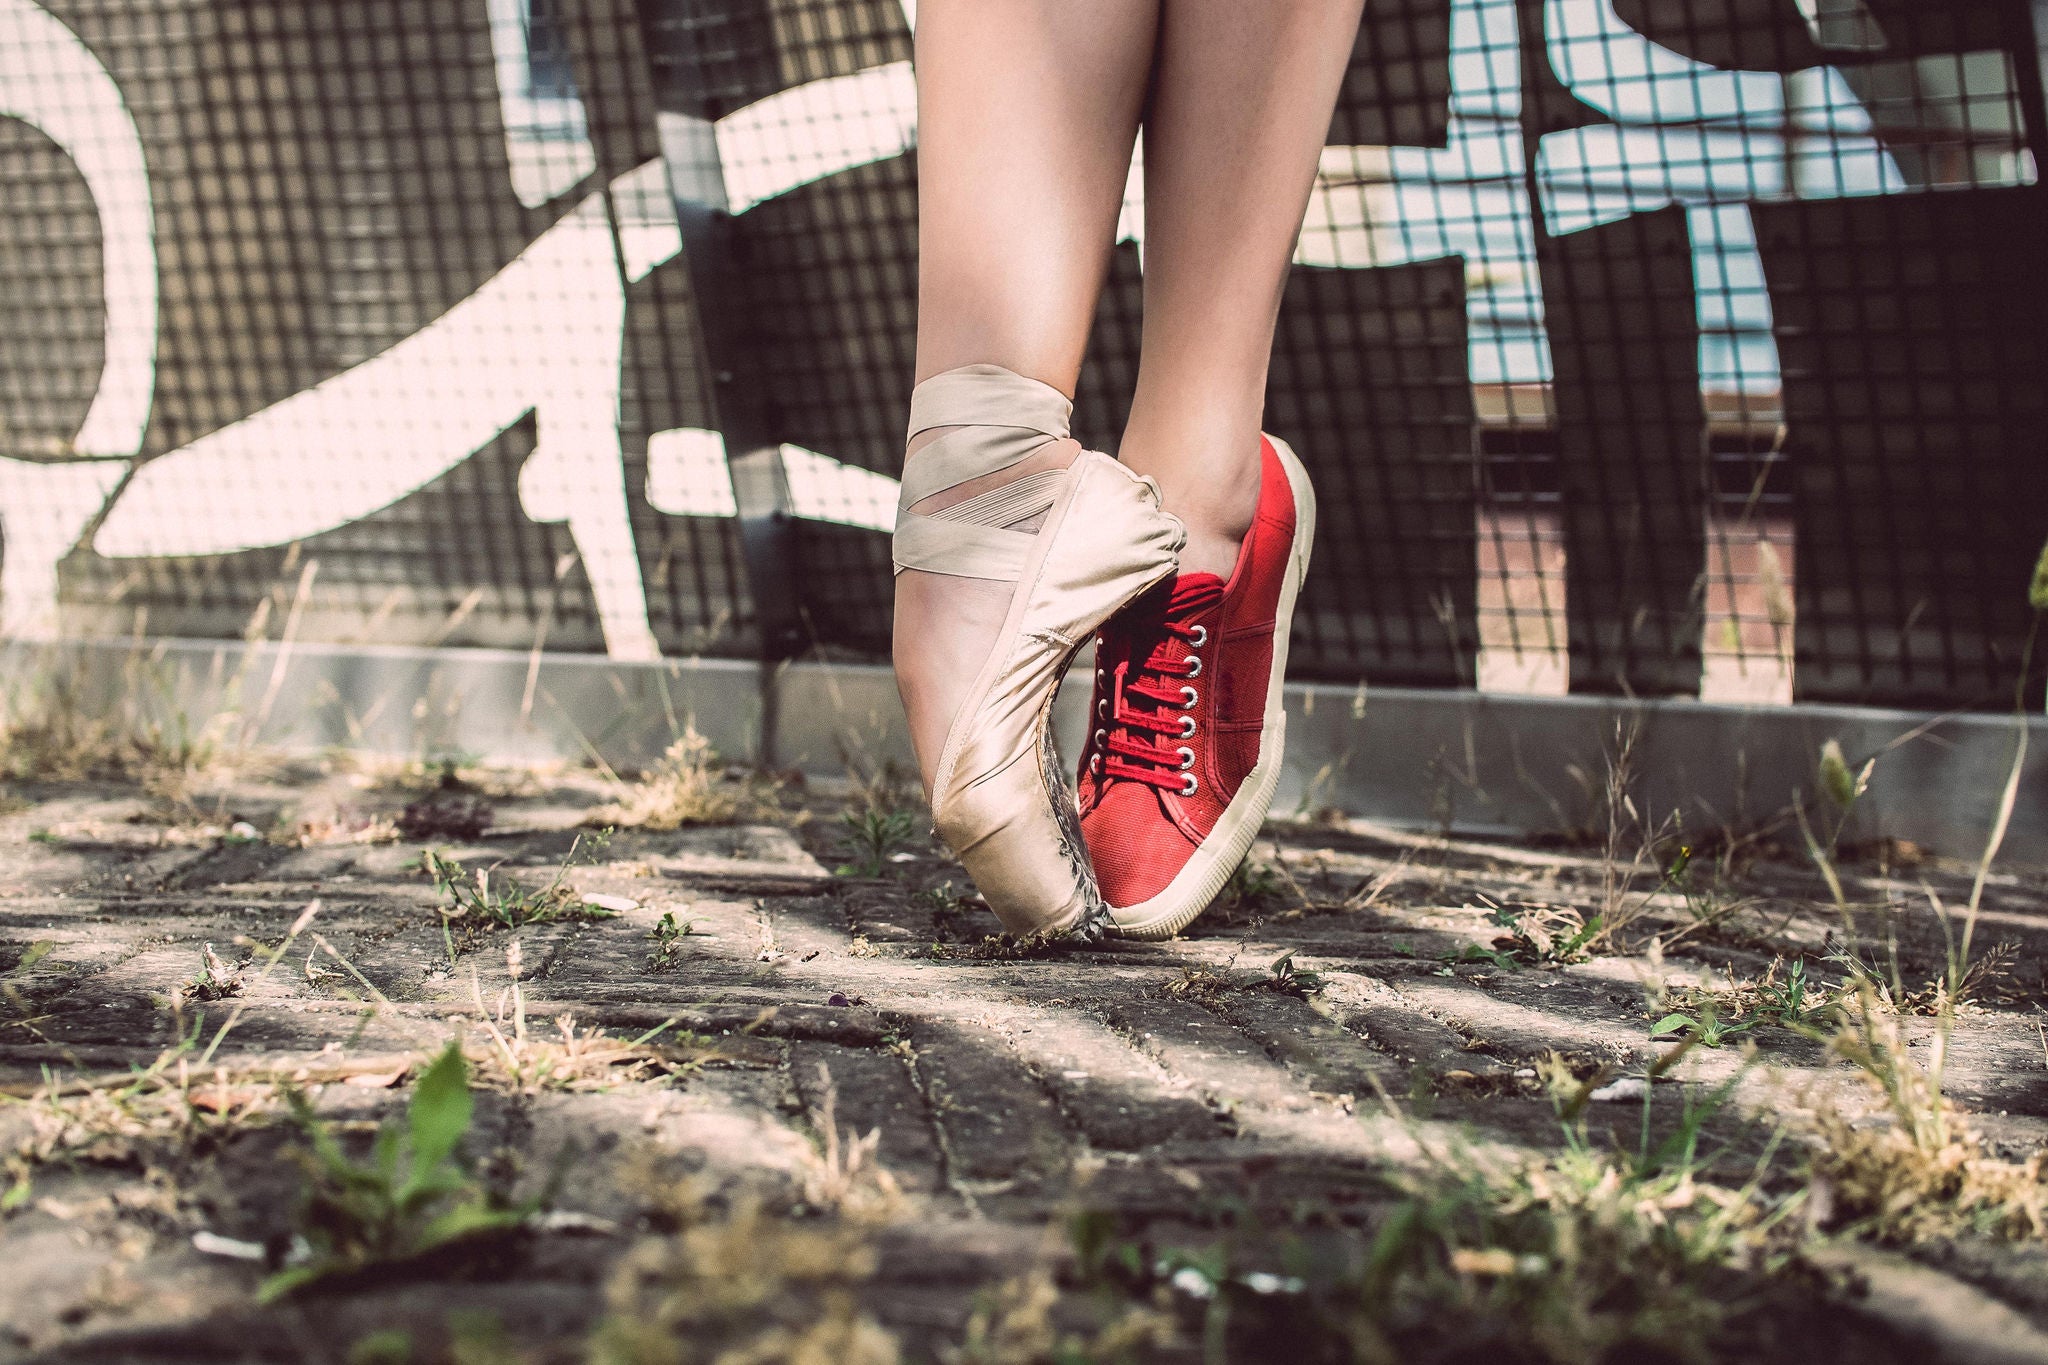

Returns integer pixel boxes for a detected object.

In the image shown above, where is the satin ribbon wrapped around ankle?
[893,364,1075,581]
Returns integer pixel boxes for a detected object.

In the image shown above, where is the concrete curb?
[12,637,2044,865]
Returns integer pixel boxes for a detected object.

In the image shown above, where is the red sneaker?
[1077,435,1315,938]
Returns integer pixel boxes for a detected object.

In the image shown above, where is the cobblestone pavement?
[4,758,2048,1363]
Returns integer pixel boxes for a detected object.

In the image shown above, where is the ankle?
[1152,467,1259,581]
[1118,429,1262,573]
[1176,525,1248,581]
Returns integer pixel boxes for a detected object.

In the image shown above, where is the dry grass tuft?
[947,1266,1176,1365]
[588,727,784,830]
[463,954,712,1095]
[796,1063,901,1221]
[591,1196,900,1365]
[1804,981,2048,1243]
[465,1011,709,1096]
[1806,1097,2048,1244]
[0,656,241,802]
[3,1053,283,1209]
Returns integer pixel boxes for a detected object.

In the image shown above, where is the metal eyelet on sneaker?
[1097,699,1108,718]
[1185,656,1202,679]
[1179,773,1198,796]
[1093,728,1106,748]
[1180,685,1198,708]
[1178,714,1197,738]
[1189,625,1208,647]
[1176,746,1195,770]
[1090,754,1102,774]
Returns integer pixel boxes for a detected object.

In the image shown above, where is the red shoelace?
[1089,579,1226,795]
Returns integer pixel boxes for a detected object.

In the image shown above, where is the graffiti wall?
[1,0,2043,708]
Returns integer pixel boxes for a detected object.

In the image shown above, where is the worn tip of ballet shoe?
[1011,898,1114,950]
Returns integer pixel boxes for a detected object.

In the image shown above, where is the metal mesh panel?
[0,0,2041,711]
[2,0,748,659]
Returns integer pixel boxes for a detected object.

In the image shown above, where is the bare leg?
[896,0,1158,794]
[1117,0,1364,579]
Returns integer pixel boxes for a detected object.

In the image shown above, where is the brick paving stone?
[92,845,220,892]
[904,1016,1073,1196]
[1000,1005,1220,1151]
[1106,995,1314,1118]
[647,826,830,892]
[1207,988,1406,1101]
[1316,971,1514,1079]
[1392,970,1666,1066]
[789,1039,949,1195]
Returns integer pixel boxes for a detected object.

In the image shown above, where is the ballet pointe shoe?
[896,364,1184,940]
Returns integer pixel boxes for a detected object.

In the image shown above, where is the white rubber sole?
[1107,436,1317,941]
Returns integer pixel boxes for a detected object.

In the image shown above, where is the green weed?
[645,911,705,972]
[1648,1007,1754,1049]
[1211,854,1291,921]
[835,807,918,878]
[263,1041,535,1301]
[1264,951,1325,998]
[912,880,974,931]
[1479,901,1602,966]
[1162,953,1326,1001]
[1651,958,1841,1048]
[420,831,617,957]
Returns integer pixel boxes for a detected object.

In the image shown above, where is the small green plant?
[345,1328,413,1365]
[1652,958,1840,1047]
[1442,943,1521,972]
[420,831,616,957]
[1160,954,1326,1001]
[646,910,705,971]
[1659,842,1764,939]
[1230,857,1285,902]
[1263,951,1324,997]
[835,807,918,878]
[1746,957,1832,1023]
[913,880,966,914]
[263,1042,535,1301]
[1648,1004,1754,1049]
[1035,1057,1793,1365]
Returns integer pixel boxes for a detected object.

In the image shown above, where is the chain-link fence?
[1,0,2042,709]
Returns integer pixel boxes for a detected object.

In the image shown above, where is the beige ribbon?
[893,364,1074,580]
